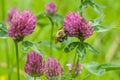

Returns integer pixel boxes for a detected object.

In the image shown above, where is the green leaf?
[22,40,33,47]
[21,40,33,52]
[83,62,120,76]
[83,42,99,54]
[24,74,33,80]
[24,74,39,80]
[64,42,79,53]
[32,45,46,57]
[88,0,104,14]
[50,78,57,80]
[49,14,64,26]
[0,22,8,38]
[50,76,66,80]
[83,62,105,76]
[36,13,46,20]
[76,42,86,60]
[93,25,113,32]
[97,64,120,71]
[78,0,88,13]
[78,0,105,15]
[91,16,104,26]
[57,37,72,50]
[90,16,113,32]
[37,21,48,27]
[89,3,102,14]
[22,41,47,57]
[40,40,57,50]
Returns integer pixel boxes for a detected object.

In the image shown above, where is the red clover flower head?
[7,8,18,23]
[45,2,57,14]
[24,51,44,77]
[8,10,36,42]
[63,12,93,40]
[44,56,64,79]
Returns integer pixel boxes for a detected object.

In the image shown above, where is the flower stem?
[80,0,83,16]
[72,54,79,79]
[73,52,77,66]
[73,58,79,78]
[71,53,77,78]
[49,17,54,55]
[14,41,20,80]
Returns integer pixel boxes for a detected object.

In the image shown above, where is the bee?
[55,28,67,43]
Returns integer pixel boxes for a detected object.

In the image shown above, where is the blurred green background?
[0,0,120,80]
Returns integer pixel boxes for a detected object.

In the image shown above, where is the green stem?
[71,0,84,79]
[72,55,79,78]
[74,58,79,78]
[71,53,77,79]
[80,0,83,16]
[49,17,54,55]
[73,52,77,67]
[14,41,20,80]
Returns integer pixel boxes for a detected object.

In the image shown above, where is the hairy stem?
[71,53,77,78]
[49,17,54,55]
[72,55,79,78]
[74,58,79,78]
[80,0,84,16]
[14,41,20,80]
[71,0,84,79]
[73,52,77,66]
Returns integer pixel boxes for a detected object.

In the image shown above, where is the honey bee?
[55,28,67,43]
